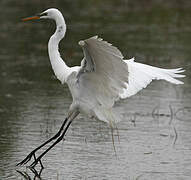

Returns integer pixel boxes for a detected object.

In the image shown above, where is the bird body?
[42,8,184,125]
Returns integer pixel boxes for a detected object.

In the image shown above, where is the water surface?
[0,0,191,179]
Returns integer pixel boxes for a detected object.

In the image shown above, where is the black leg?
[17,117,68,166]
[29,167,42,179]
[29,119,73,168]
[16,170,32,180]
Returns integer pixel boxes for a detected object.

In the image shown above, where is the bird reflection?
[16,166,43,180]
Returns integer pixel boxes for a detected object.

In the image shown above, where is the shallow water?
[0,0,191,179]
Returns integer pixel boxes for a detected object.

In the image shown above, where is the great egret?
[17,8,185,169]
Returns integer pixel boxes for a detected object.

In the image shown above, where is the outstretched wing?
[120,57,185,98]
[77,36,185,108]
[77,36,129,108]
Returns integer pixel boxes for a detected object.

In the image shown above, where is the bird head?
[22,8,62,21]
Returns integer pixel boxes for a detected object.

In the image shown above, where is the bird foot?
[29,157,44,169]
[28,165,43,179]
[16,151,36,166]
[17,151,44,170]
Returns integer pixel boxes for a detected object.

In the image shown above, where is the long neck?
[48,15,70,83]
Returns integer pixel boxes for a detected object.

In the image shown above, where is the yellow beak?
[22,16,40,21]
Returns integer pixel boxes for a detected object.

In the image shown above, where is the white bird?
[17,8,185,169]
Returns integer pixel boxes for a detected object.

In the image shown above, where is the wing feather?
[77,36,185,108]
[120,58,185,98]
[78,36,128,107]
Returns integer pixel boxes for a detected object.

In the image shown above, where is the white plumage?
[121,57,185,98]
[23,8,185,125]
